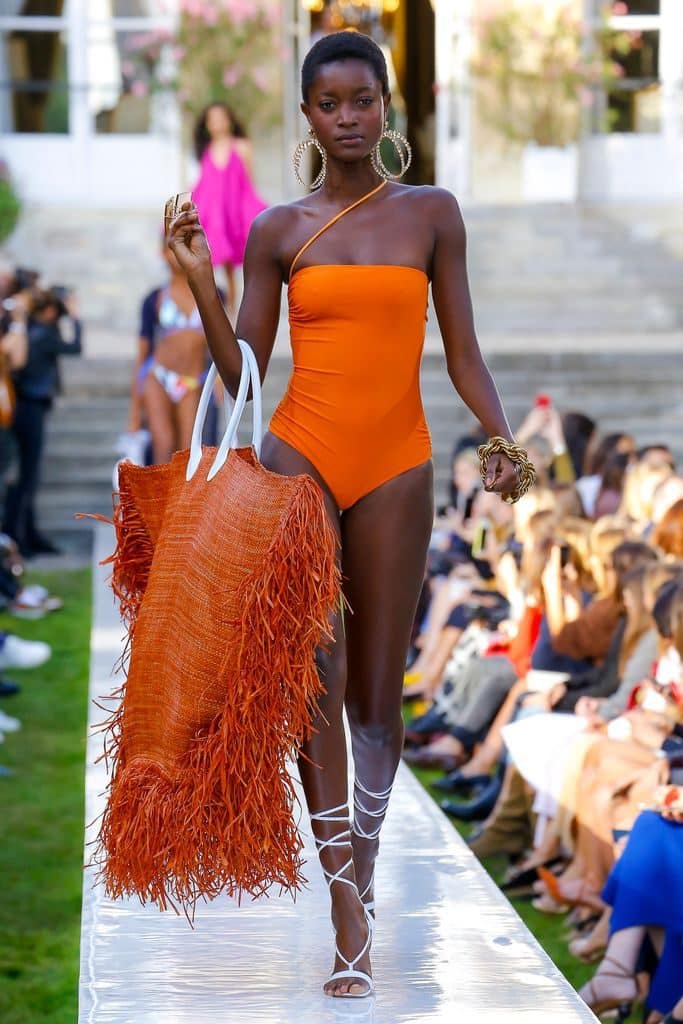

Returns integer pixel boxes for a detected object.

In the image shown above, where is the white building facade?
[1,0,682,209]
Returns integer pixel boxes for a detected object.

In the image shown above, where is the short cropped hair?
[301,31,389,102]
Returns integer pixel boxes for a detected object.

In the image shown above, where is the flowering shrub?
[471,2,637,147]
[0,161,20,244]
[126,0,281,130]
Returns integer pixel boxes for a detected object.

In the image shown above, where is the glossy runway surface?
[79,525,597,1024]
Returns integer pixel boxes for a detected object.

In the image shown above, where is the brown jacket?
[552,595,621,664]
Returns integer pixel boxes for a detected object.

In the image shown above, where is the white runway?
[79,525,597,1024]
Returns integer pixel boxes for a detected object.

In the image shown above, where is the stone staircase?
[464,203,683,334]
[42,350,683,553]
[7,199,683,552]
[5,201,683,349]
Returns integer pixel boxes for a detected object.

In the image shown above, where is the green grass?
[0,570,91,1024]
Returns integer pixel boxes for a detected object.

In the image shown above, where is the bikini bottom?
[151,362,207,404]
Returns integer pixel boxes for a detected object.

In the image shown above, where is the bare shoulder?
[247,203,295,247]
[246,199,316,265]
[387,184,466,243]
[414,185,464,230]
[234,137,252,155]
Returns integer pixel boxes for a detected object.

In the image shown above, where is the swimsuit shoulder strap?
[289,180,387,278]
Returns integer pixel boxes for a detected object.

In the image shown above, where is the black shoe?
[26,534,62,556]
[431,770,492,795]
[500,856,566,894]
[0,678,20,697]
[406,706,449,737]
[440,776,502,822]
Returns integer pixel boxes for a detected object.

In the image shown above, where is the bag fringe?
[93,473,340,918]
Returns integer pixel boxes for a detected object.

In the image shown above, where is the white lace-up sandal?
[310,802,374,998]
[351,778,393,922]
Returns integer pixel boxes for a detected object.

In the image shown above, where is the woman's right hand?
[167,204,212,282]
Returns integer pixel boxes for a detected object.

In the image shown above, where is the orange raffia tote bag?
[94,340,340,917]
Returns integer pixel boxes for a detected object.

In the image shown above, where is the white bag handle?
[186,339,262,482]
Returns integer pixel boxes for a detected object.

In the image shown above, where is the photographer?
[3,287,82,556]
[0,277,30,376]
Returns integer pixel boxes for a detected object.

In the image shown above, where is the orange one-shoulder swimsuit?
[269,183,432,511]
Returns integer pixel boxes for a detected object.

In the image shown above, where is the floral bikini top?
[156,288,203,340]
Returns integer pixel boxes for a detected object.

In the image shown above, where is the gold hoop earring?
[371,123,412,181]
[292,127,327,190]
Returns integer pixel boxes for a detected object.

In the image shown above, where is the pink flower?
[223,67,241,87]
[579,86,595,108]
[130,80,149,97]
[222,0,253,25]
[251,65,270,91]
[171,46,186,61]
[612,2,629,14]
[262,5,279,28]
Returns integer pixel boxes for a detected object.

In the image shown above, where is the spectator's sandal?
[579,955,638,1022]
[537,867,605,911]
[311,803,374,998]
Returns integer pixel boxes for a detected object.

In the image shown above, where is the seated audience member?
[516,400,576,484]
[561,411,597,479]
[651,477,683,531]
[498,563,678,886]
[577,433,636,519]
[578,800,683,1023]
[531,578,681,908]
[620,453,674,530]
[439,540,660,834]
[653,499,683,560]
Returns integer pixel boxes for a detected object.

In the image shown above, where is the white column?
[280,0,309,201]
[434,0,471,199]
[67,0,89,144]
[659,0,683,140]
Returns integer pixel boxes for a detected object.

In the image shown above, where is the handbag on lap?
[93,340,340,917]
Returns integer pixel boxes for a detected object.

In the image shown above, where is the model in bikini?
[167,31,530,999]
[129,243,210,464]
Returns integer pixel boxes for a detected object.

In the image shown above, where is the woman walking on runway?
[192,102,267,314]
[167,31,533,999]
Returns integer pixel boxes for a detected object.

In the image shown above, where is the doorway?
[303,0,436,184]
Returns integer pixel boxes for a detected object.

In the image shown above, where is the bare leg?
[406,624,462,699]
[173,387,202,451]
[342,461,434,917]
[579,927,644,1011]
[259,432,369,997]
[143,372,175,464]
[409,579,463,675]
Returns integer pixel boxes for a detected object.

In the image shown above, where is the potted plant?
[0,160,21,244]
[471,3,633,201]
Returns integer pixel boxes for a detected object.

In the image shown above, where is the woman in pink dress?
[192,102,267,313]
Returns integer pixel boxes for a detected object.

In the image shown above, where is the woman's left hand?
[484,451,519,497]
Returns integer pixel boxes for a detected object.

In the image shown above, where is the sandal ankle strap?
[311,803,357,892]
[352,778,393,841]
